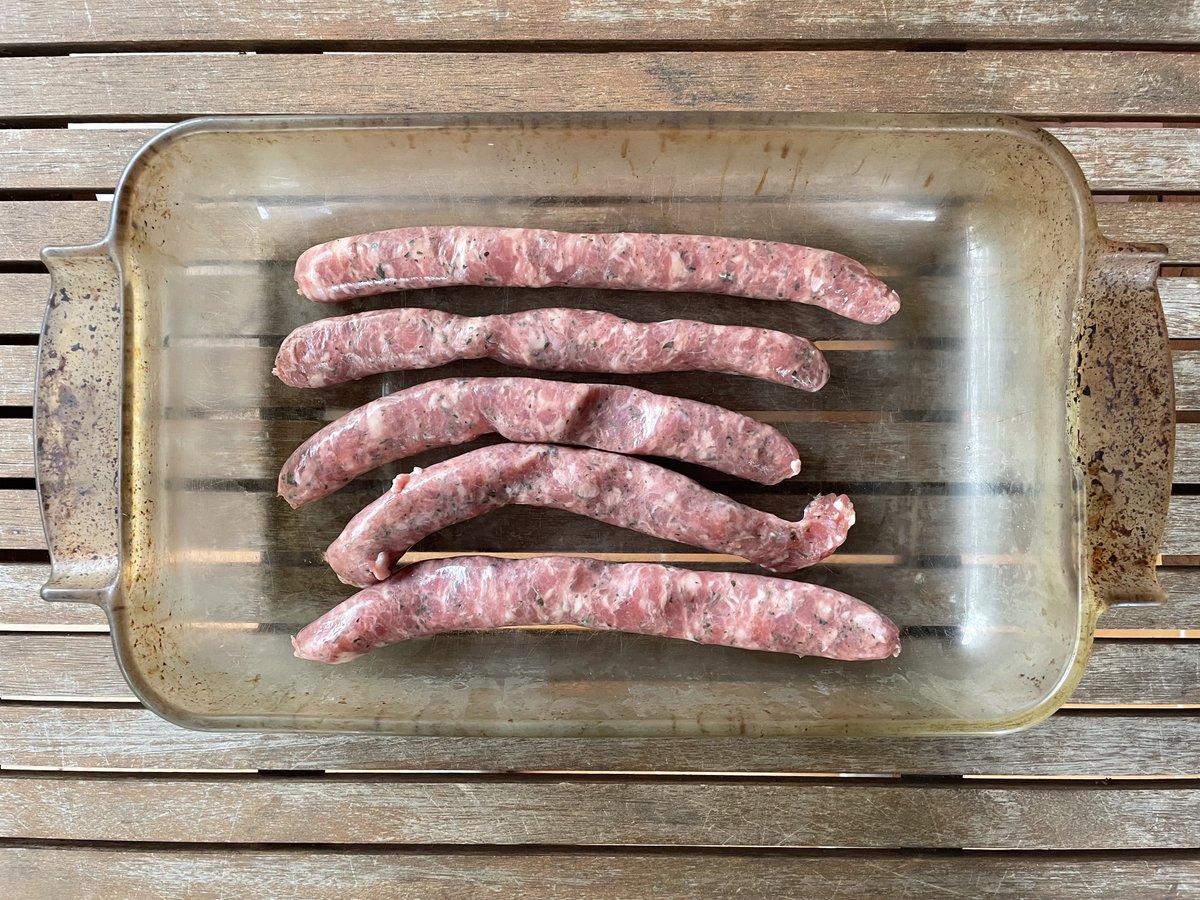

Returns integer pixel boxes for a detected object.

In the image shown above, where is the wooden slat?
[0,635,129,699]
[1162,278,1200,338]
[1164,497,1200,557]
[0,201,109,263]
[6,0,1200,45]
[2,772,1200,848]
[0,490,42,550]
[1174,423,1200,482]
[2,704,1199,776]
[1096,202,1200,265]
[0,129,154,192]
[4,846,1200,898]
[0,563,105,628]
[0,419,32,479]
[0,275,49,335]
[1050,128,1200,194]
[0,52,1199,121]
[1102,568,1200,631]
[1070,643,1200,705]
[1,126,1198,194]
[1169,351,1200,413]
[0,347,35,406]
[0,633,1192,705]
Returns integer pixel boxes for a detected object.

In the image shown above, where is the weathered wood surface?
[6,0,1200,46]
[0,419,32,479]
[0,347,36,407]
[2,6,1200,868]
[0,564,106,627]
[1161,278,1200,338]
[0,53,1198,120]
[0,490,41,550]
[4,126,1200,193]
[4,846,1200,899]
[1,704,1197,776]
[3,773,1200,849]
[1,633,1193,705]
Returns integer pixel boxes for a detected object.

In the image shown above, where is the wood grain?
[0,563,107,628]
[1163,496,1200,558]
[4,846,1200,899]
[5,0,1200,46]
[1171,351,1200,412]
[0,633,1193,705]
[0,490,41,550]
[0,275,49,335]
[0,419,32,479]
[0,348,36,407]
[1104,567,1200,631]
[0,201,109,263]
[0,129,155,192]
[2,704,1198,776]
[3,772,1200,848]
[1095,202,1200,265]
[2,126,1199,193]
[0,635,129,700]
[1054,128,1200,194]
[1162,278,1200,338]
[0,52,1198,121]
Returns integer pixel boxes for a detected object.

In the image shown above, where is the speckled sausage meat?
[294,226,901,324]
[325,444,854,588]
[292,556,900,664]
[272,307,829,392]
[280,377,802,508]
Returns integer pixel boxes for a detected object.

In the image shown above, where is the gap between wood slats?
[2,772,1200,848]
[3,846,1200,898]
[0,52,1197,120]
[1,704,1199,776]
[4,126,1200,193]
[4,0,1200,46]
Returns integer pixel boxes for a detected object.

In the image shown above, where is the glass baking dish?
[35,114,1173,736]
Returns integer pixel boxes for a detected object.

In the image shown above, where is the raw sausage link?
[280,377,803,508]
[295,226,901,325]
[292,555,900,664]
[273,307,829,392]
[325,443,854,588]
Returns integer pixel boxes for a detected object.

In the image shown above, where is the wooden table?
[2,4,1199,895]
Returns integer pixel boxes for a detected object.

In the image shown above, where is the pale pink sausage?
[292,556,900,664]
[273,307,829,392]
[325,444,854,588]
[279,377,803,508]
[295,226,901,324]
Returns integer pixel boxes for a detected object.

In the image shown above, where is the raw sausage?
[280,376,803,508]
[294,226,901,325]
[325,443,854,588]
[273,307,829,391]
[292,555,901,664]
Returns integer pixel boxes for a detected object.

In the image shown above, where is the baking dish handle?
[1076,239,1174,607]
[35,243,123,610]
